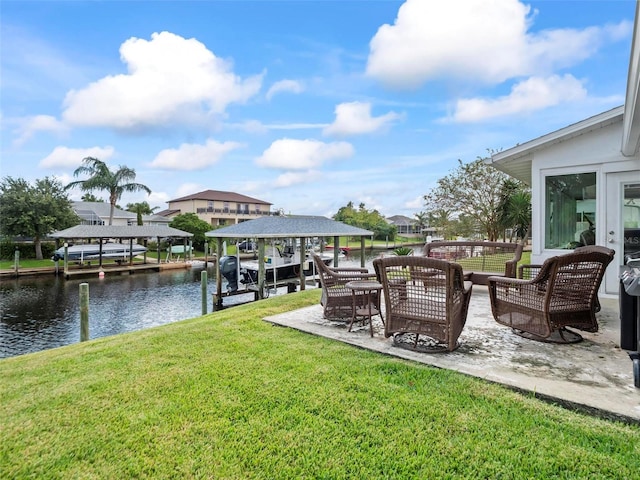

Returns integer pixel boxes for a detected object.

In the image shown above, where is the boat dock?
[63,262,191,279]
[0,261,191,279]
[212,276,319,309]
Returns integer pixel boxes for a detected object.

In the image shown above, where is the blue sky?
[0,0,635,218]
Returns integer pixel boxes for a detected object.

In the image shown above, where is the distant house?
[73,202,171,227]
[386,215,421,236]
[159,190,272,227]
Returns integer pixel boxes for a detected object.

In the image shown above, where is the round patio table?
[345,280,383,337]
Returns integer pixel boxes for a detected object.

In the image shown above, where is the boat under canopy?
[52,243,148,262]
[218,244,334,293]
[206,215,374,307]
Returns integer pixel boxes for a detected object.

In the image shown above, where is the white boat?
[219,245,333,292]
[52,243,148,262]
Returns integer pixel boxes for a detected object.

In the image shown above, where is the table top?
[345,280,382,291]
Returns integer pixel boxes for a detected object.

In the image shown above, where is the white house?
[488,5,640,296]
[73,202,171,227]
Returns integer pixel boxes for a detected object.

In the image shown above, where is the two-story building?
[160,190,273,227]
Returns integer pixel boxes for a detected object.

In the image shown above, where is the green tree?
[0,177,79,259]
[413,211,429,238]
[333,202,396,240]
[66,157,151,225]
[81,193,104,202]
[423,158,527,241]
[426,208,456,240]
[126,201,158,226]
[497,179,531,242]
[169,213,211,250]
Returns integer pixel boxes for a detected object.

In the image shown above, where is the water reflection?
[0,265,241,359]
[0,250,394,359]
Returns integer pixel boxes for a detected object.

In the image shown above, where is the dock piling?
[201,270,207,315]
[80,283,89,342]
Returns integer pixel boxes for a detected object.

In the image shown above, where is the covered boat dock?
[50,225,193,278]
[205,215,373,308]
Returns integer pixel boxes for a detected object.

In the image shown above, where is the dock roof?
[50,225,193,239]
[205,215,373,239]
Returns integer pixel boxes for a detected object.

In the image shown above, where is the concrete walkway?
[264,286,640,424]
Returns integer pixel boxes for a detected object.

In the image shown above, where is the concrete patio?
[264,286,640,424]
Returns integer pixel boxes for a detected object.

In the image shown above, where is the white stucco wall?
[529,118,639,266]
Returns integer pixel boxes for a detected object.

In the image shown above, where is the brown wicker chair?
[373,256,473,352]
[488,246,614,343]
[312,253,378,319]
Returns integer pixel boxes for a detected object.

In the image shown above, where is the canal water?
[0,264,246,359]
[0,252,390,359]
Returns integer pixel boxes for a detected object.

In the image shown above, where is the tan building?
[160,190,272,226]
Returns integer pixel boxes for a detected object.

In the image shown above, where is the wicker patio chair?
[488,246,614,343]
[312,253,378,319]
[373,256,473,353]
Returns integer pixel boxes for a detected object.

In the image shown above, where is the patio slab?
[264,286,640,424]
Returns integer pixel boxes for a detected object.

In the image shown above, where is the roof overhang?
[622,1,640,156]
[50,225,193,239]
[205,215,373,239]
[487,106,624,185]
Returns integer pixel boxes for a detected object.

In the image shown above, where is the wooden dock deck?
[212,276,319,309]
[0,261,191,279]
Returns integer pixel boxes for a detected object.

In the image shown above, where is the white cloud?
[174,183,206,198]
[267,122,328,130]
[255,138,354,170]
[227,119,269,134]
[451,74,587,122]
[39,146,115,168]
[62,31,263,130]
[149,139,243,170]
[323,101,402,137]
[13,115,69,146]
[147,191,170,209]
[405,196,424,210]
[273,170,323,188]
[266,79,304,100]
[226,120,327,132]
[366,0,632,89]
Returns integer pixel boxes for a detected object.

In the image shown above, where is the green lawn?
[1,289,638,479]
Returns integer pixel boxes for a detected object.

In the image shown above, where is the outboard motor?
[219,255,239,292]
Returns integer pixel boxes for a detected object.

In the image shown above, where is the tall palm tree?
[66,157,151,225]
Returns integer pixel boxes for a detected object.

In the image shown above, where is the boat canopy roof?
[205,215,373,239]
[50,225,193,239]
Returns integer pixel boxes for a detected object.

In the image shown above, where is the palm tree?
[414,211,429,238]
[498,179,531,243]
[66,157,151,225]
[126,201,159,226]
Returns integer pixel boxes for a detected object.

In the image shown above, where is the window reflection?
[624,183,640,257]
[545,172,596,249]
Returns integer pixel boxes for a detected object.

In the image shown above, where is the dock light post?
[14,247,19,276]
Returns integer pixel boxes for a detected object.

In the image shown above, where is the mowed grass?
[1,289,638,479]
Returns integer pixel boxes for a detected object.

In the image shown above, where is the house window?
[223,202,229,213]
[255,204,261,214]
[544,172,596,249]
